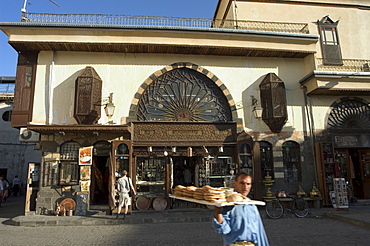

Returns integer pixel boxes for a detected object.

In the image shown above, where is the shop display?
[136,196,151,211]
[333,178,349,209]
[79,146,93,165]
[136,158,165,197]
[152,197,168,211]
[80,180,90,192]
[208,156,234,187]
[80,166,91,181]
[75,192,88,215]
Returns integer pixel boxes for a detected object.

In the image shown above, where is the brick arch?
[127,62,238,122]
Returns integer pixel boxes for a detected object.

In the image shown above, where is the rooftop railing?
[21,13,309,34]
[0,83,15,94]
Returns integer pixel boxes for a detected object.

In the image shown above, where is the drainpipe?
[47,51,55,125]
[233,0,238,29]
[301,86,318,186]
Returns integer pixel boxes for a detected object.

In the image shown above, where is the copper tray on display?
[169,194,265,207]
[60,198,77,210]
[152,197,168,211]
[135,197,151,211]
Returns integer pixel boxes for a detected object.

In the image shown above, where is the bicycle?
[265,195,309,219]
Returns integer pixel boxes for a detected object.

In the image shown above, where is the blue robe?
[212,204,269,246]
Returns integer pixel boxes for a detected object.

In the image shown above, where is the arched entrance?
[325,97,370,199]
[129,62,240,208]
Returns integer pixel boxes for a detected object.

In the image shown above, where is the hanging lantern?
[259,73,288,133]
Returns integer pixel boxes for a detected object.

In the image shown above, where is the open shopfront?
[316,134,370,206]
[121,121,238,210]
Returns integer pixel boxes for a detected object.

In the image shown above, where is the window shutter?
[318,16,343,66]
[11,51,38,127]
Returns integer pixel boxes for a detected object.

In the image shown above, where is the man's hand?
[214,206,223,224]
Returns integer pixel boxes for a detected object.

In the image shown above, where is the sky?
[0,0,219,76]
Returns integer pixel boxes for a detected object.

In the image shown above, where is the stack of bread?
[183,186,197,198]
[173,185,186,197]
[202,185,227,203]
[193,187,205,200]
[173,184,250,204]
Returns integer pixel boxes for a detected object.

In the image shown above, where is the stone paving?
[1,195,370,245]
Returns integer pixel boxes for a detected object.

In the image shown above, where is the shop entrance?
[91,141,112,205]
[172,156,202,187]
[90,156,110,205]
[349,149,370,199]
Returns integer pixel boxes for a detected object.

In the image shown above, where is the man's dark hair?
[234,171,253,181]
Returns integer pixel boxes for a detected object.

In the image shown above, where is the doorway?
[349,149,370,199]
[25,163,40,215]
[90,156,110,205]
[172,156,201,187]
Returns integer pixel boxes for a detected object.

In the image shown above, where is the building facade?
[1,0,369,214]
[0,77,41,212]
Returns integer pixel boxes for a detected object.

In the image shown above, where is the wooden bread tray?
[169,194,265,207]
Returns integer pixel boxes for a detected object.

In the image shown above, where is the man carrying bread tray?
[213,171,269,246]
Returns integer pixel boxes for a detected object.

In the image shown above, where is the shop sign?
[79,146,93,165]
[333,135,370,148]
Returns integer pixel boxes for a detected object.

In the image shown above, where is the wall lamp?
[251,95,263,119]
[103,93,115,124]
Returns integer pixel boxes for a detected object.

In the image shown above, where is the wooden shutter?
[11,51,38,127]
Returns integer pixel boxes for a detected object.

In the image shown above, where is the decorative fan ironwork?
[137,68,232,122]
[327,99,370,129]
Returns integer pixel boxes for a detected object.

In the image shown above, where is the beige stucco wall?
[217,0,370,60]
[32,51,312,133]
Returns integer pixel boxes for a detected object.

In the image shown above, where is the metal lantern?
[259,73,288,133]
[74,66,102,125]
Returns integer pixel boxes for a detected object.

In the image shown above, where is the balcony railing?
[316,58,370,72]
[21,13,309,34]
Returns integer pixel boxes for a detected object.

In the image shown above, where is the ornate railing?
[21,13,309,34]
[316,58,370,72]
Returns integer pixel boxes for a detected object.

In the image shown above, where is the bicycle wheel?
[294,199,309,218]
[265,200,283,219]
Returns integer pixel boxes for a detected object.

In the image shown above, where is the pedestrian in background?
[0,176,4,207]
[116,170,136,219]
[213,171,269,246]
[12,175,22,197]
[2,178,10,202]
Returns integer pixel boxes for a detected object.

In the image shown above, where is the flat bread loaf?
[226,193,248,202]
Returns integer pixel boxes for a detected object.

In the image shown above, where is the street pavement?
[1,195,370,245]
